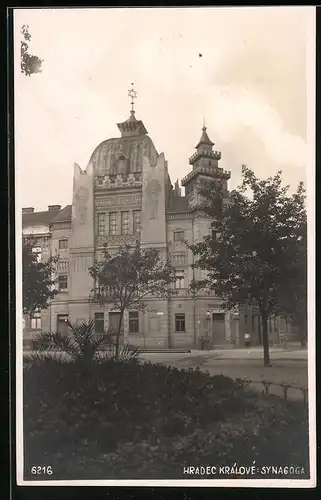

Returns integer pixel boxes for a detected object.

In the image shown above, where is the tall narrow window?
[94,312,105,334]
[133,210,141,234]
[109,212,117,235]
[251,315,255,333]
[58,275,68,292]
[129,311,139,333]
[57,314,69,335]
[97,213,106,236]
[175,270,185,289]
[30,313,41,330]
[121,211,130,234]
[175,313,186,332]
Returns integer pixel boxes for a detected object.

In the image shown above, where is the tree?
[89,243,177,359]
[276,237,307,346]
[189,165,307,366]
[23,238,58,317]
[21,25,43,76]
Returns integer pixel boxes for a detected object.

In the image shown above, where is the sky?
[14,7,315,212]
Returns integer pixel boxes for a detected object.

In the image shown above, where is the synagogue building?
[22,95,295,349]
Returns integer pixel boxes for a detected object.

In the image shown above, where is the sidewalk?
[141,346,308,364]
[204,347,308,361]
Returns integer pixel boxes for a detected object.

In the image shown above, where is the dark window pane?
[94,312,104,333]
[59,239,68,249]
[175,313,185,332]
[129,311,139,333]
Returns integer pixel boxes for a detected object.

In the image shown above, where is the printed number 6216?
[31,465,53,475]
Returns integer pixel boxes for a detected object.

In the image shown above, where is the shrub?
[200,337,212,351]
[23,359,309,480]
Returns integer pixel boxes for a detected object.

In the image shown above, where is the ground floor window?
[30,313,41,330]
[57,314,69,335]
[129,311,139,333]
[212,313,225,322]
[175,313,186,332]
[94,312,105,334]
[109,312,124,334]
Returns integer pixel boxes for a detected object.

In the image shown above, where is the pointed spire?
[195,124,214,149]
[174,179,181,197]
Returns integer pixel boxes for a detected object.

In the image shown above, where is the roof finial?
[202,116,206,131]
[128,82,138,116]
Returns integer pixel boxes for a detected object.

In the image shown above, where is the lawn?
[23,358,310,481]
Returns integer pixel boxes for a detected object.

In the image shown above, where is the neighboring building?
[22,103,297,349]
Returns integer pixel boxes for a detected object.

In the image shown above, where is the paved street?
[141,348,309,401]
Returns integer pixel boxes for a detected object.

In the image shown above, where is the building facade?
[22,106,296,349]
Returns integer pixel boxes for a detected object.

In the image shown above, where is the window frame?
[129,311,139,333]
[174,269,185,289]
[174,231,185,242]
[175,313,186,332]
[121,211,130,235]
[97,213,106,236]
[58,239,68,250]
[94,312,105,334]
[58,274,68,292]
[109,212,117,235]
[30,313,41,330]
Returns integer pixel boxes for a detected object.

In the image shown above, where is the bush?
[200,337,212,351]
[23,359,309,480]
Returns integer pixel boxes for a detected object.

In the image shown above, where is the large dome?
[90,112,158,176]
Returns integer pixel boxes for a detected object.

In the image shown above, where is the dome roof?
[90,112,158,176]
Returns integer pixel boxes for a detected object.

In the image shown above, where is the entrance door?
[109,312,124,344]
[212,313,226,344]
[57,314,69,335]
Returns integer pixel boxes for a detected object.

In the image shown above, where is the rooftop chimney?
[48,205,61,211]
[22,207,34,214]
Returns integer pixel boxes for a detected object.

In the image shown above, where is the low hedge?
[23,358,309,480]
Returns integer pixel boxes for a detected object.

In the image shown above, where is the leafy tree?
[189,165,307,366]
[23,238,58,317]
[89,243,177,359]
[30,319,142,368]
[21,25,43,76]
[276,238,307,346]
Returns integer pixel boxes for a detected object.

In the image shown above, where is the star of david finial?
[128,82,138,113]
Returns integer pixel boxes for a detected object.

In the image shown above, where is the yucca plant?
[98,342,142,364]
[31,318,142,366]
[32,319,110,366]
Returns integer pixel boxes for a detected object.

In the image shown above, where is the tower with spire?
[181,124,231,208]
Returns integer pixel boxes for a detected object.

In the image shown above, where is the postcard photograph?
[13,6,316,487]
